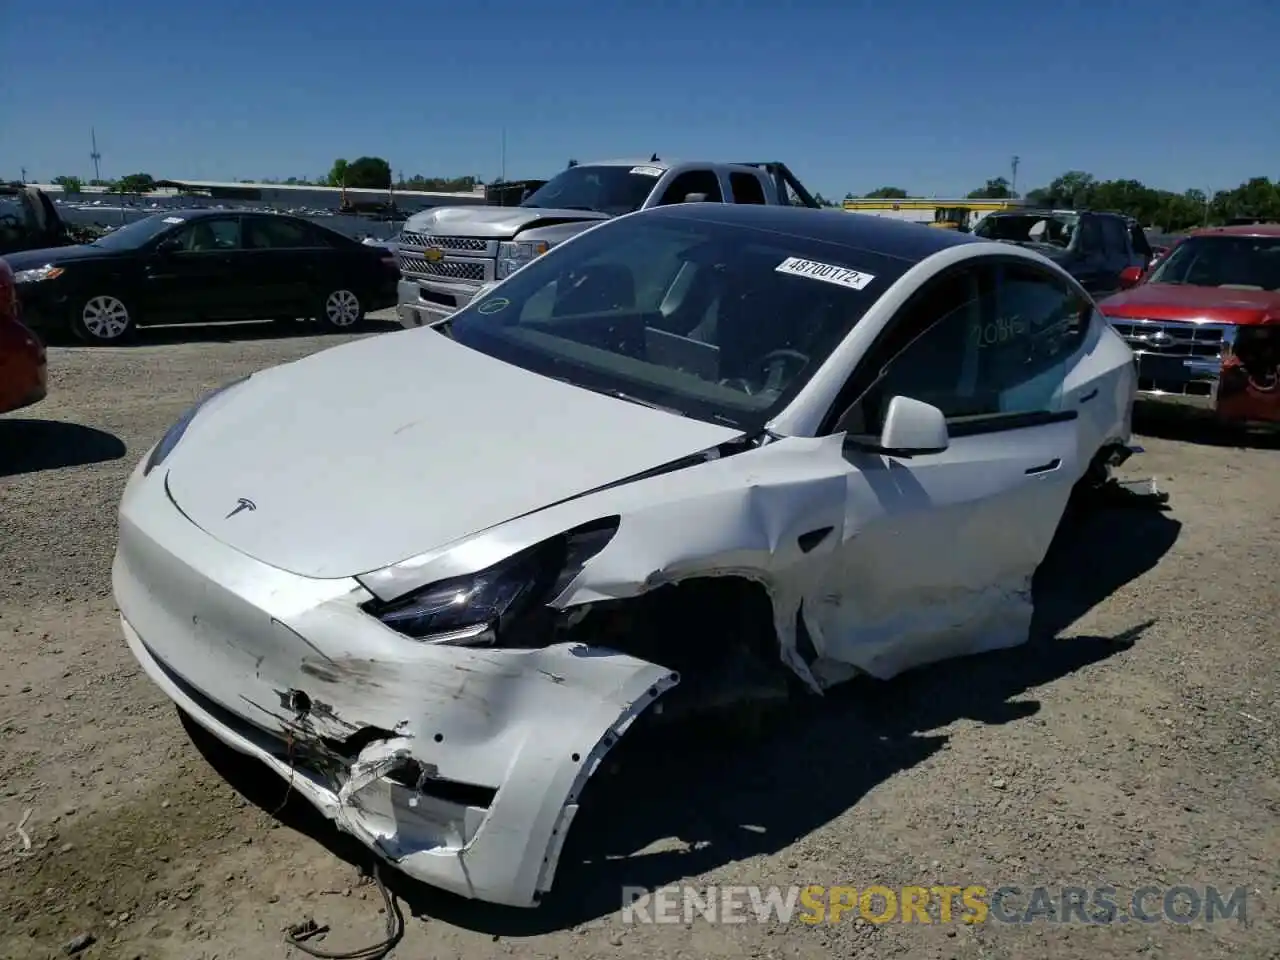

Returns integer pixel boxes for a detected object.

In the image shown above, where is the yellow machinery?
[931,206,973,230]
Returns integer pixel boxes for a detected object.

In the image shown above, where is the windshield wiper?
[599,389,680,413]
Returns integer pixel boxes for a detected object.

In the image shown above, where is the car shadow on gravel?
[0,418,127,477]
[185,500,1181,937]
[1133,402,1280,449]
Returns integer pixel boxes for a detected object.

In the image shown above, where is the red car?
[0,257,47,414]
[1098,224,1280,425]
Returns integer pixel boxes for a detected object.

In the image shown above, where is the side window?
[244,217,319,249]
[1099,217,1128,258]
[658,170,724,205]
[170,218,240,252]
[1129,223,1152,259]
[1077,216,1102,255]
[729,172,767,205]
[853,263,1086,431]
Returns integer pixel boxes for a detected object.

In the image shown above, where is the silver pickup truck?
[395,159,818,328]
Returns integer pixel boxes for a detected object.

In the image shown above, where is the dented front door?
[809,413,1082,679]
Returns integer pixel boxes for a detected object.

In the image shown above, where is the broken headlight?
[365,518,619,646]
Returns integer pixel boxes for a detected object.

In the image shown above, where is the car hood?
[163,329,743,579]
[2,244,110,269]
[1099,283,1280,324]
[404,205,611,240]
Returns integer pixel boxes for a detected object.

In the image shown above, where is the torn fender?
[361,436,852,690]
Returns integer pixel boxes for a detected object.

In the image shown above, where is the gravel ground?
[1,314,1277,960]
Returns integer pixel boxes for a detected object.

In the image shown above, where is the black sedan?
[2,210,400,343]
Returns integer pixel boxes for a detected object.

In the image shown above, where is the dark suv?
[973,209,1153,296]
[0,184,73,256]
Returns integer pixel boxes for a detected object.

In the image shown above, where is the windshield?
[520,166,660,216]
[88,213,184,250]
[1146,235,1280,290]
[974,213,1079,247]
[446,213,909,431]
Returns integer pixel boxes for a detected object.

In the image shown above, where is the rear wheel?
[71,293,136,344]
[316,287,364,331]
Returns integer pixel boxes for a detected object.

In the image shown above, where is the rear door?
[812,260,1091,678]
[140,216,247,322]
[240,215,332,316]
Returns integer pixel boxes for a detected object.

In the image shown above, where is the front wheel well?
[561,575,793,724]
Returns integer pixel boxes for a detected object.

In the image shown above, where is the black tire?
[70,292,137,344]
[314,287,365,331]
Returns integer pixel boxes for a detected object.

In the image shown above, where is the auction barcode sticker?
[775,257,875,290]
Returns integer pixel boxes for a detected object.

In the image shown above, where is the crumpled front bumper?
[112,464,677,907]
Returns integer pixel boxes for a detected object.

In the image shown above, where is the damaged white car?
[114,203,1137,907]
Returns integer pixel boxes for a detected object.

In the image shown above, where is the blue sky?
[2,0,1275,198]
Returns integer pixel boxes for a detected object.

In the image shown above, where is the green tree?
[863,186,909,199]
[52,175,84,194]
[327,158,349,187]
[1041,171,1097,208]
[966,177,1012,199]
[344,157,392,189]
[115,173,156,195]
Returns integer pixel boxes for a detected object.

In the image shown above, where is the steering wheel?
[718,376,757,395]
[756,348,810,392]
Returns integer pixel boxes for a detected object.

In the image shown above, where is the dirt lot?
[1,315,1277,960]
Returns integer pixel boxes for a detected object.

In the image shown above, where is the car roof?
[639,203,982,264]
[1190,223,1280,238]
[986,208,1123,219]
[156,208,304,221]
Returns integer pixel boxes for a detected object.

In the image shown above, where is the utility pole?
[20,167,27,184]
[500,127,507,183]
[90,128,102,183]
[1010,155,1020,197]
[1203,186,1211,226]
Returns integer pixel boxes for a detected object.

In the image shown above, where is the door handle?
[1025,458,1062,476]
[1079,388,1098,404]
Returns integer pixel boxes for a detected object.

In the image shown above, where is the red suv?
[0,257,47,415]
[1098,224,1280,425]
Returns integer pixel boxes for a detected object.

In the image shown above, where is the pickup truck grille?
[399,232,488,252]
[397,254,486,282]
[1109,318,1230,359]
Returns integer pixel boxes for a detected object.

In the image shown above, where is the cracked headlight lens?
[366,518,619,646]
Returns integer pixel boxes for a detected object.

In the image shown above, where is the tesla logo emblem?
[225,497,257,519]
[424,247,444,263]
